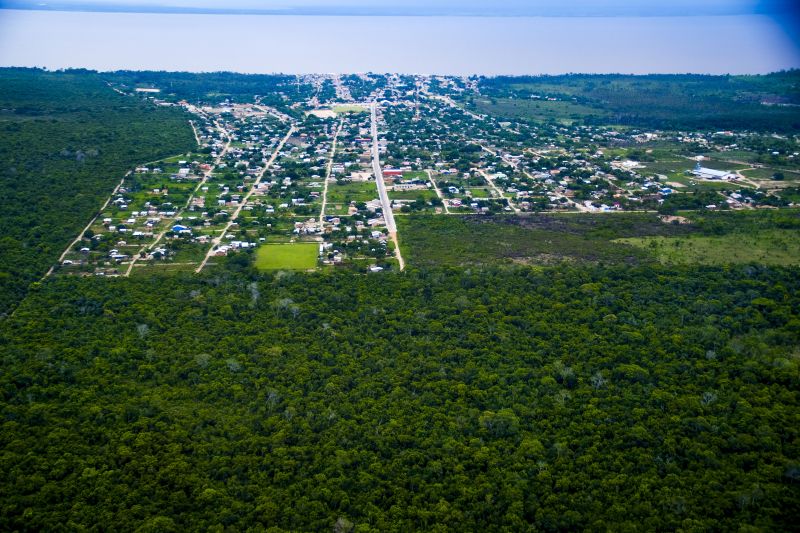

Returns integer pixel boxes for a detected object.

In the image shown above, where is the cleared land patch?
[333,105,369,114]
[398,213,692,267]
[616,229,800,266]
[255,243,319,270]
[306,109,337,119]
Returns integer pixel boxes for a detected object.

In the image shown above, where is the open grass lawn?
[704,149,759,161]
[389,189,439,201]
[666,175,735,190]
[699,159,750,171]
[402,171,429,180]
[255,243,319,270]
[742,167,800,181]
[466,188,492,198]
[616,229,800,266]
[640,161,688,175]
[333,105,368,114]
[326,181,378,204]
[740,167,776,180]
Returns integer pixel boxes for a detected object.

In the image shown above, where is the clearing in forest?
[616,229,800,266]
[255,243,319,270]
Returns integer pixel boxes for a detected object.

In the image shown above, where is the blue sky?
[1,0,798,45]
[1,0,798,73]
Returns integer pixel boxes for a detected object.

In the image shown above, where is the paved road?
[253,102,293,123]
[370,103,405,270]
[370,103,396,233]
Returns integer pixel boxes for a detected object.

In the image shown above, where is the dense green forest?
[1,266,798,530]
[106,71,313,113]
[473,72,800,131]
[0,68,195,315]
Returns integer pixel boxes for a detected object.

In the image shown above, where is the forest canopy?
[1,265,798,531]
[0,68,195,315]
[472,71,800,131]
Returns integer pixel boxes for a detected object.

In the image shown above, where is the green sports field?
[333,105,368,114]
[255,243,319,270]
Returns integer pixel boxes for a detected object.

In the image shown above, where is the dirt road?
[319,117,344,225]
[195,125,296,273]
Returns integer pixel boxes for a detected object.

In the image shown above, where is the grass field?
[616,229,800,266]
[703,150,759,161]
[639,161,688,176]
[698,159,750,171]
[255,243,319,270]
[665,175,735,190]
[402,171,429,180]
[326,181,378,205]
[333,105,368,114]
[466,188,493,198]
[389,189,439,201]
[741,167,800,181]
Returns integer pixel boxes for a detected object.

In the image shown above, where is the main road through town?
[370,102,405,270]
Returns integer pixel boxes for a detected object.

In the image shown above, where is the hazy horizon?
[1,10,799,76]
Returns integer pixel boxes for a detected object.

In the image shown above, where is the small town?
[50,73,800,276]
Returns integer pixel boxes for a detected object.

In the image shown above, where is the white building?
[692,162,733,180]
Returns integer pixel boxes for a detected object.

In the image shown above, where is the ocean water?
[0,9,798,75]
